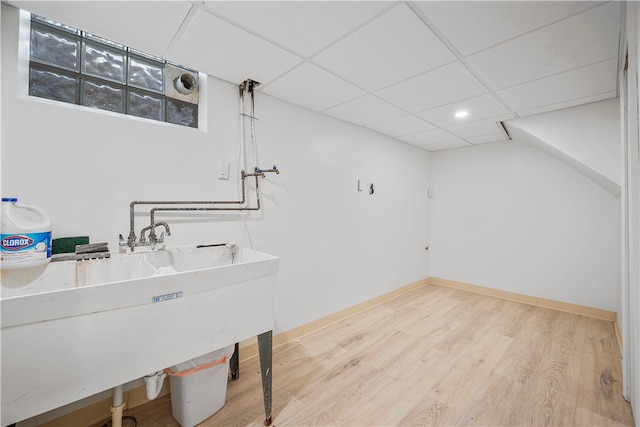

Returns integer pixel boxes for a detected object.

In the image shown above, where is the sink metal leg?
[230,342,240,380]
[257,330,273,426]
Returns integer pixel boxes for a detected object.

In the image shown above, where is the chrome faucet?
[139,221,171,245]
[120,221,171,252]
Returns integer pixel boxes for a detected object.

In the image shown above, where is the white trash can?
[166,345,235,427]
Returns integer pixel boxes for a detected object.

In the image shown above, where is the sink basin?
[1,245,279,425]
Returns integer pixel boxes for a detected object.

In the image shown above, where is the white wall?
[430,140,619,311]
[0,4,431,334]
[506,99,621,190]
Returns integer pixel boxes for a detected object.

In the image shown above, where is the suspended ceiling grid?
[5,1,623,151]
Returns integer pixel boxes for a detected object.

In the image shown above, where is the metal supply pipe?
[123,79,276,252]
[125,167,278,252]
[147,169,273,226]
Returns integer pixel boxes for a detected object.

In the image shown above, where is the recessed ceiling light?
[455,110,469,118]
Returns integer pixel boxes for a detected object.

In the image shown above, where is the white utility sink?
[1,245,279,426]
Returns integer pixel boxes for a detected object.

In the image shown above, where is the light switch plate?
[218,161,230,180]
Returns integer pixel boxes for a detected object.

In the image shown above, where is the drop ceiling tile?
[376,61,488,113]
[202,1,392,57]
[168,9,303,84]
[261,63,365,112]
[467,133,508,145]
[368,115,436,137]
[313,3,456,91]
[465,2,620,90]
[398,128,459,145]
[422,140,472,151]
[518,91,617,117]
[496,59,617,114]
[9,1,192,58]
[417,93,510,128]
[446,114,514,138]
[415,1,596,55]
[324,95,406,126]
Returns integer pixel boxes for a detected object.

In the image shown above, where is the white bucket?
[1,198,52,269]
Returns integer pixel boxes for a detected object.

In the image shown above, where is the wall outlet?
[217,161,230,180]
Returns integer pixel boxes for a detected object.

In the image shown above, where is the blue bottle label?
[0,231,52,263]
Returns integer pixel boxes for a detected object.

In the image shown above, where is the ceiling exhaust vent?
[166,64,199,103]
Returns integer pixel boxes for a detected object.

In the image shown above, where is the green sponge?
[52,236,89,255]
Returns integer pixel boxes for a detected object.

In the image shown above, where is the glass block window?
[129,53,164,93]
[129,90,164,121]
[28,14,199,128]
[82,38,126,83]
[81,79,124,113]
[168,98,198,127]
[30,65,78,103]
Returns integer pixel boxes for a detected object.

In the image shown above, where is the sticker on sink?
[153,292,183,303]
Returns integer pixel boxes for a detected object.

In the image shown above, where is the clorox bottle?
[1,198,52,269]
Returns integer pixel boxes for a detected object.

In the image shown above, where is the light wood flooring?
[96,285,635,426]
